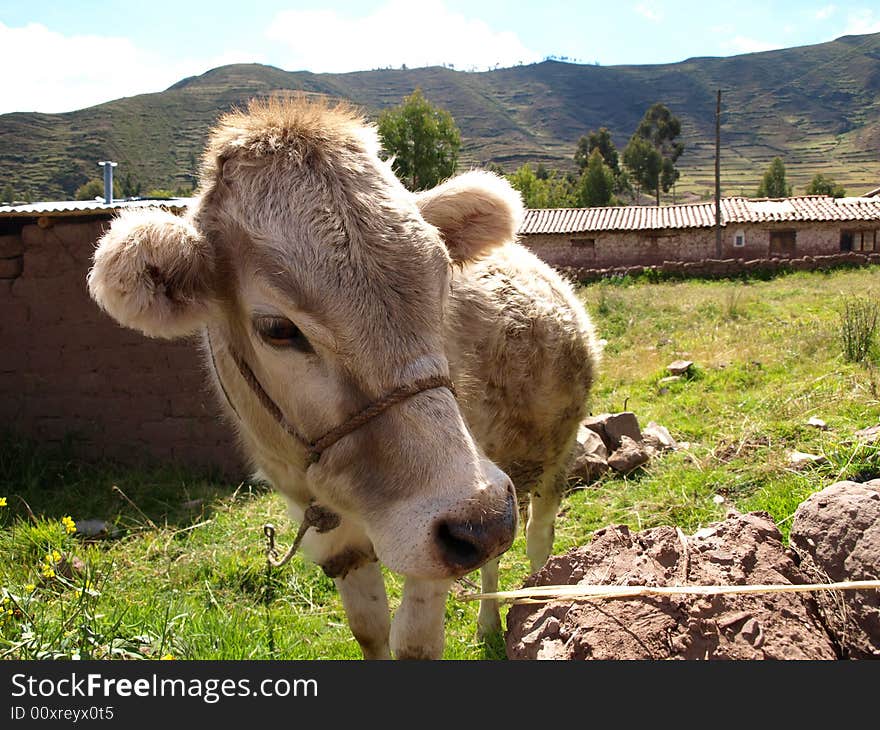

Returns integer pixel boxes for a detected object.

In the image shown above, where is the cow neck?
[204,328,456,468]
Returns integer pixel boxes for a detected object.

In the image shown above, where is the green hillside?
[2,32,879,201]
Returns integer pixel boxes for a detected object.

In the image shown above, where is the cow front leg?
[294,502,390,660]
[476,558,502,638]
[390,577,452,659]
[526,488,562,573]
[335,561,391,659]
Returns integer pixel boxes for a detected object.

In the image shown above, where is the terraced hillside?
[2,32,879,201]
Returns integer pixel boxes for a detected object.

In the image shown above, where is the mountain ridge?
[2,31,879,201]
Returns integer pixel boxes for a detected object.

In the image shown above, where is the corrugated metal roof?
[519,196,880,235]
[0,197,193,218]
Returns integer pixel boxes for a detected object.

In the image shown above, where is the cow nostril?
[435,520,485,571]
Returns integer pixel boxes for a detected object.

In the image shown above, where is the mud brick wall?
[560,250,880,284]
[0,217,245,476]
[525,220,876,269]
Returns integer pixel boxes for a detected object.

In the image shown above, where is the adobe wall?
[525,220,876,268]
[0,217,246,476]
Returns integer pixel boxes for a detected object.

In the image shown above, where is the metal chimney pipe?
[98,161,117,204]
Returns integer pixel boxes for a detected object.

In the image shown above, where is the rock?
[667,360,693,376]
[791,480,880,658]
[854,424,880,443]
[74,519,122,540]
[806,417,829,430]
[506,511,838,660]
[642,421,678,452]
[607,435,650,474]
[582,412,642,451]
[568,426,610,483]
[789,451,826,468]
[658,375,682,385]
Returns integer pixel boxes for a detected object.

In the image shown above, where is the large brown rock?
[790,479,880,658]
[568,426,609,483]
[582,412,642,451]
[606,435,650,474]
[506,511,837,660]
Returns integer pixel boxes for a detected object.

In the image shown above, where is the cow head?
[88,97,521,579]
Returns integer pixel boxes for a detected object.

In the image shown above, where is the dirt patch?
[506,510,838,659]
[791,480,880,658]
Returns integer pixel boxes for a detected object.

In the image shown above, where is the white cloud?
[264,0,538,72]
[721,36,778,55]
[814,5,837,21]
[635,2,663,23]
[0,22,262,115]
[843,8,880,35]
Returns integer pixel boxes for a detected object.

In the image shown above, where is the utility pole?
[714,89,722,258]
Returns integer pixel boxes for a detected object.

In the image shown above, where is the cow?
[87,96,599,659]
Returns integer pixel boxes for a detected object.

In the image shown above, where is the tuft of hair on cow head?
[415,170,524,264]
[87,207,216,339]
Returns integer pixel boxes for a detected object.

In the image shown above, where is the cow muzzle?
[432,478,517,575]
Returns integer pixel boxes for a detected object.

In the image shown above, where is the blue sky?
[1,1,879,114]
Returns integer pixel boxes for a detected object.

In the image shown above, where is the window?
[570,236,595,248]
[734,230,746,247]
[853,230,877,252]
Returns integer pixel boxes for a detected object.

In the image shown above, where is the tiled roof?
[0,197,193,218]
[519,196,880,235]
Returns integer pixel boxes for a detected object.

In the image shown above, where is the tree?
[805,173,845,198]
[121,172,142,198]
[1,184,14,205]
[377,88,461,191]
[756,157,792,198]
[574,127,619,175]
[506,164,576,208]
[75,178,121,201]
[576,149,615,207]
[622,134,662,201]
[633,103,684,204]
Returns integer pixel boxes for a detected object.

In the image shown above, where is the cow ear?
[88,208,215,339]
[415,171,523,263]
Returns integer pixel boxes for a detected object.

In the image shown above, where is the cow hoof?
[477,612,502,639]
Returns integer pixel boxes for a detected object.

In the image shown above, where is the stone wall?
[0,217,245,476]
[525,220,878,269]
[558,250,880,284]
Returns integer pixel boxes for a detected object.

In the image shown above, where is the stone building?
[519,195,880,270]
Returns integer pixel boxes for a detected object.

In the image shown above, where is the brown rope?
[226,343,455,465]
[309,374,456,461]
[264,503,342,568]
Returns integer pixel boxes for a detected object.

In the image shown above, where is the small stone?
[667,360,693,375]
[806,417,829,430]
[789,451,826,468]
[642,421,677,451]
[854,424,880,442]
[712,494,726,504]
[658,375,682,385]
[607,435,650,474]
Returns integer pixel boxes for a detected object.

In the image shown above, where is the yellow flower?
[160,654,175,660]
[41,566,55,579]
[61,516,76,534]
[0,497,7,507]
[25,584,35,592]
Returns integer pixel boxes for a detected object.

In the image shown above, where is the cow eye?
[254,317,313,353]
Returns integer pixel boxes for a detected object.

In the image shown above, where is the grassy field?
[1,266,879,660]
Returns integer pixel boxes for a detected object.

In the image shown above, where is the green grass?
[2,266,879,659]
